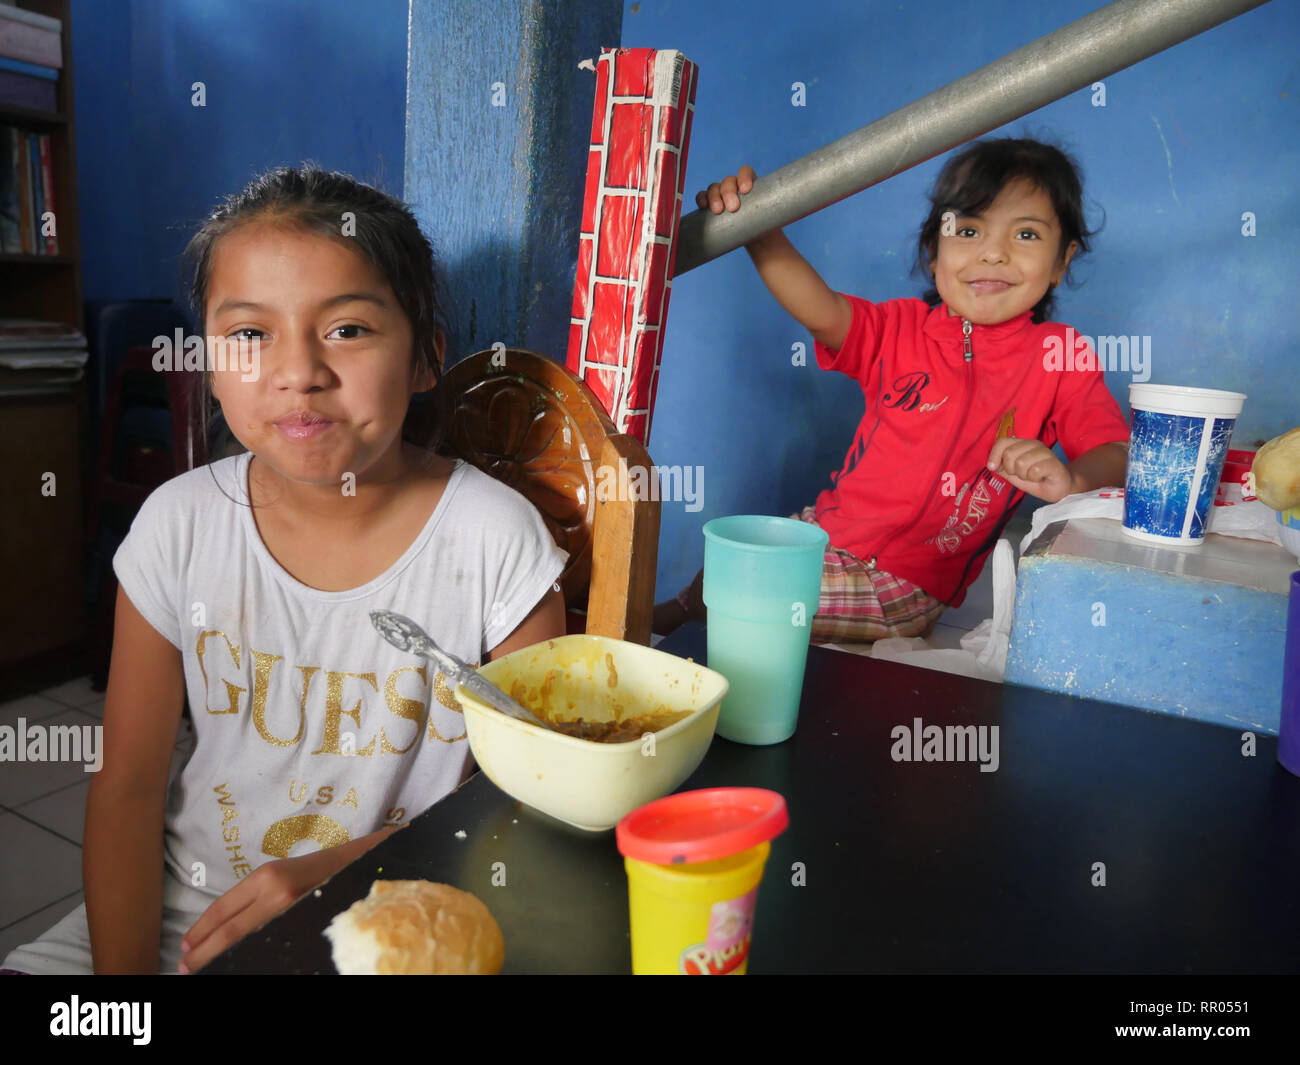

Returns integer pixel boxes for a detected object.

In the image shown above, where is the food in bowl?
[545,709,693,743]
[456,635,730,831]
[506,668,692,742]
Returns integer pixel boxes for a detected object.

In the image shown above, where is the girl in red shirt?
[655,138,1130,642]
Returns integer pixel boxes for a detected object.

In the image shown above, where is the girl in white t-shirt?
[3,165,567,975]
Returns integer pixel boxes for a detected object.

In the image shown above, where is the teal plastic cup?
[703,516,829,745]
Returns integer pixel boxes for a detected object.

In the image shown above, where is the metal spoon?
[369,609,553,730]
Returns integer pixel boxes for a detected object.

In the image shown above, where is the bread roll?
[1252,427,1300,511]
[324,880,504,975]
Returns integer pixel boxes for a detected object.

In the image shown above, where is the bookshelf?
[0,0,87,687]
[0,0,81,327]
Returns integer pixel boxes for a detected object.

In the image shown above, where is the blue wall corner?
[71,0,410,306]
[404,0,623,366]
[620,0,1298,601]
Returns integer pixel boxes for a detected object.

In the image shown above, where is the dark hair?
[913,137,1099,324]
[179,163,450,465]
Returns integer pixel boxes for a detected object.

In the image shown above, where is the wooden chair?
[433,348,660,644]
[87,345,208,689]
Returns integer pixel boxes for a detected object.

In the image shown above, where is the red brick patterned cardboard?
[567,47,698,444]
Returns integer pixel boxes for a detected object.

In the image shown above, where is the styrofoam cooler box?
[1006,517,1294,733]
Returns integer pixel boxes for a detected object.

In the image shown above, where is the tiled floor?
[0,678,194,962]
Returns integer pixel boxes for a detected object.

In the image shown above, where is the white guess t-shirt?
[113,451,567,904]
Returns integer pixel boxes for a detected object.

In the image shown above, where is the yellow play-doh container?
[624,843,771,975]
[616,788,788,975]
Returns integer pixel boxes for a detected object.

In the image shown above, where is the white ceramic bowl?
[456,635,729,831]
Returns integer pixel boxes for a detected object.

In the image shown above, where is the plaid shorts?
[791,506,947,644]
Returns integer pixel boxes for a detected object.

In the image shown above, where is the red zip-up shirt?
[813,296,1130,606]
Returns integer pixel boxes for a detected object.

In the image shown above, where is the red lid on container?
[616,787,788,865]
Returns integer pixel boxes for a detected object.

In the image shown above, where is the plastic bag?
[1018,488,1286,555]
[856,538,1016,682]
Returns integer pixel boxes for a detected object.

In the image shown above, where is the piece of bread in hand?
[1252,427,1300,511]
[996,407,1016,440]
[324,880,505,974]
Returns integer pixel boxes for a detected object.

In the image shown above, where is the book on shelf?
[0,121,57,253]
[0,317,87,370]
[0,4,61,69]
[0,54,56,79]
[0,316,84,344]
[0,61,57,111]
[37,126,52,251]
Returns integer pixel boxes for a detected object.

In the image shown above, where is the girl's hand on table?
[178,849,342,973]
[987,436,1076,503]
[697,165,756,214]
[178,824,403,972]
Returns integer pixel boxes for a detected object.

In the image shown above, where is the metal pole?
[674,0,1271,276]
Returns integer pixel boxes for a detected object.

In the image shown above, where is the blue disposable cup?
[703,516,829,745]
[1279,571,1300,778]
[1122,384,1246,546]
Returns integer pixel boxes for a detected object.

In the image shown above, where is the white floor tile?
[79,698,105,719]
[939,574,994,630]
[0,693,69,731]
[0,709,103,807]
[4,756,188,912]
[17,780,90,846]
[0,811,82,930]
[0,891,83,967]
[925,622,972,651]
[40,676,105,709]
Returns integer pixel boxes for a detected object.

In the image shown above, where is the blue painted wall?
[623,0,1299,601]
[66,0,1297,609]
[70,0,409,304]
[404,0,623,364]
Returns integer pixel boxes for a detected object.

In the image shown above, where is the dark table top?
[206,622,1300,974]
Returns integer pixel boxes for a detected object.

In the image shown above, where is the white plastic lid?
[1128,383,1246,419]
